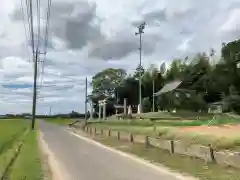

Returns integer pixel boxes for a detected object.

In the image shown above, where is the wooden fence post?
[145,136,150,148]
[94,128,97,135]
[170,140,174,154]
[209,144,215,162]
[117,132,120,140]
[90,127,92,134]
[101,129,103,136]
[108,129,111,137]
[130,133,134,142]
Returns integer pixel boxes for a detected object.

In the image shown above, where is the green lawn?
[89,116,240,128]
[0,120,44,179]
[43,118,76,125]
[87,119,240,150]
[97,137,240,180]
[9,130,42,180]
[0,120,28,155]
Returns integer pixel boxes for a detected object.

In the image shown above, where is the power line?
[36,0,41,52]
[38,0,52,92]
[29,0,35,55]
[44,71,91,82]
[20,0,31,62]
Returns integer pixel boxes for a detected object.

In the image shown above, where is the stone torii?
[98,99,107,120]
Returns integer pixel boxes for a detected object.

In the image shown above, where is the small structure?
[154,80,195,111]
[154,81,183,96]
[114,98,128,120]
[208,101,224,114]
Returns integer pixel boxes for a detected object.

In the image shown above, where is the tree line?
[89,39,240,116]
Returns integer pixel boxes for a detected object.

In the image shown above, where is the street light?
[135,22,146,114]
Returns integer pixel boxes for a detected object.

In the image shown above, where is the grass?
[86,120,240,150]
[132,111,215,120]
[96,136,240,180]
[89,116,240,127]
[43,117,75,125]
[0,120,28,155]
[0,134,26,176]
[0,120,44,180]
[9,130,42,180]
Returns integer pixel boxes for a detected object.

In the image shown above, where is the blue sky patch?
[2,84,32,89]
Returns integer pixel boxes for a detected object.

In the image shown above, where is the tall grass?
[9,131,42,180]
[0,120,28,155]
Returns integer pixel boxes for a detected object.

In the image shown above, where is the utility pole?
[152,77,155,112]
[49,106,52,116]
[31,51,38,130]
[135,22,146,114]
[85,77,88,123]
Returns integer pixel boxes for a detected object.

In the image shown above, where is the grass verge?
[0,120,28,155]
[9,130,42,180]
[87,121,240,150]
[43,118,75,125]
[95,136,240,180]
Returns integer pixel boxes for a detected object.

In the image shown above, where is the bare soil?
[179,124,240,138]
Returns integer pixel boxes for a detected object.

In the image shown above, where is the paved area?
[38,120,194,180]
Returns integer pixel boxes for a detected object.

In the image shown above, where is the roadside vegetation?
[9,131,42,180]
[96,136,240,180]
[85,112,240,150]
[0,120,44,180]
[43,117,75,125]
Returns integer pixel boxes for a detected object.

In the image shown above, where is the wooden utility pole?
[31,51,38,130]
[85,77,88,123]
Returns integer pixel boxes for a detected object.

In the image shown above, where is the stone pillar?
[124,98,127,116]
[137,104,141,114]
[103,100,106,120]
[128,105,132,116]
[90,101,93,120]
[98,101,102,120]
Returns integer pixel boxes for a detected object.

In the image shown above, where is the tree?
[142,97,151,113]
[91,68,126,114]
[89,38,240,115]
[92,68,127,98]
[160,62,166,75]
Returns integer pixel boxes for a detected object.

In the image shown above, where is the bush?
[142,97,151,113]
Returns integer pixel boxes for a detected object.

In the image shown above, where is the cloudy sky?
[0,0,240,115]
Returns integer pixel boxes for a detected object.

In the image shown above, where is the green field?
[85,114,240,150]
[9,131,42,180]
[43,118,76,125]
[0,120,43,179]
[0,120,28,155]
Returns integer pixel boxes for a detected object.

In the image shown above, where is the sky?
[1,0,240,115]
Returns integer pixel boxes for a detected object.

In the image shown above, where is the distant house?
[154,81,182,96]
[25,116,32,119]
[208,101,228,113]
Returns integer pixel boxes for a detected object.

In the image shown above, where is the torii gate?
[98,99,107,120]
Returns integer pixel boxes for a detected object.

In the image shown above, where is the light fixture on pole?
[135,21,146,114]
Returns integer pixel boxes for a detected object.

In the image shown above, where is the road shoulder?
[65,128,198,180]
[38,131,71,180]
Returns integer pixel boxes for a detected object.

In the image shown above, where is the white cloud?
[1,0,240,114]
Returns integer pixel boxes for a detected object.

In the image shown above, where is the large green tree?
[90,38,240,115]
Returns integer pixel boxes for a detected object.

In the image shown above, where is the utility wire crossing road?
[38,120,196,180]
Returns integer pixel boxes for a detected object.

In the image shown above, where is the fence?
[83,126,240,169]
